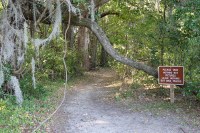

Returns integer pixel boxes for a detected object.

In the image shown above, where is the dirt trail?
[50,69,199,133]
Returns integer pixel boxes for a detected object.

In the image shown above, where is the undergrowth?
[113,71,200,127]
[0,76,65,132]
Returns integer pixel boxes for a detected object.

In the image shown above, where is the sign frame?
[158,66,184,85]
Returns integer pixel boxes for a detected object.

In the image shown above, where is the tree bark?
[77,27,90,70]
[90,34,98,70]
[63,24,75,49]
[100,46,108,67]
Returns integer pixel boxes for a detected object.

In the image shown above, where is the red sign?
[158,66,184,85]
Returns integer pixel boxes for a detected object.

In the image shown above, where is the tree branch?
[71,18,158,78]
[22,0,157,78]
[100,11,120,18]
[21,0,187,88]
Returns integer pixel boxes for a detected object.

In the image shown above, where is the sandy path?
[50,69,199,133]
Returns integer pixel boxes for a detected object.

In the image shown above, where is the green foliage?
[131,82,143,90]
[101,0,164,72]
[66,50,83,77]
[20,75,48,99]
[0,99,33,132]
[114,92,121,101]
[143,101,177,112]
[101,0,200,99]
[2,64,12,82]
[172,0,200,97]
[0,78,65,132]
[72,0,86,4]
[37,36,82,80]
[184,82,200,100]
[197,93,200,101]
[38,38,64,80]
[121,90,134,98]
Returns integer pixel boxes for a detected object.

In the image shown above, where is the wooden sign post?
[158,66,184,103]
[170,85,174,103]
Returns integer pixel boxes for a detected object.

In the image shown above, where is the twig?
[179,127,187,133]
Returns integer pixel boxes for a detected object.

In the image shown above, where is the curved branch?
[100,11,120,18]
[72,18,158,78]
[21,1,157,77]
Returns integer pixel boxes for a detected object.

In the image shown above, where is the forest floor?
[49,68,200,133]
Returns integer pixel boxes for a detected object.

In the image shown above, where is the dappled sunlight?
[143,84,158,90]
[0,105,5,111]
[124,78,134,85]
[93,120,109,124]
[163,97,171,101]
[104,82,122,88]
[85,68,117,79]
[93,73,114,78]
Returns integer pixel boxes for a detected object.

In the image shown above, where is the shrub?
[184,82,200,100]
[20,75,48,99]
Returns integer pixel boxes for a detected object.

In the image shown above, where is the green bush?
[20,75,48,99]
[121,90,134,98]
[38,44,83,80]
[66,50,83,77]
[184,82,200,100]
[131,83,143,90]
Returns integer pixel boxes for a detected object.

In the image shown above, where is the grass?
[131,100,177,115]
[0,78,66,133]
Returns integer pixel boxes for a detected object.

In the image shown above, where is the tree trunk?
[77,27,90,70]
[90,34,98,70]
[100,46,108,67]
[63,24,75,49]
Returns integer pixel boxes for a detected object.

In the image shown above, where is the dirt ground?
[50,69,200,133]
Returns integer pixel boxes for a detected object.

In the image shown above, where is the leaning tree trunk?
[72,18,158,78]
[21,0,157,77]
[18,0,186,88]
